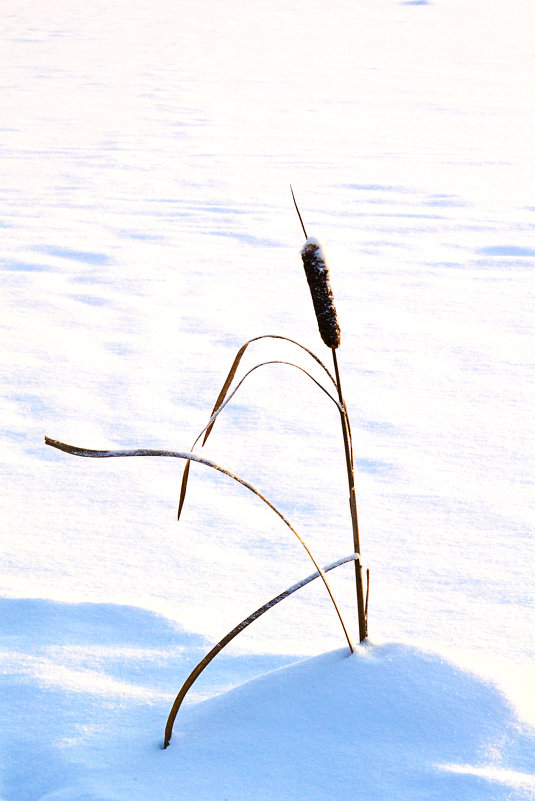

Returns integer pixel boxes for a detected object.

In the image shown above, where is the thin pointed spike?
[290,185,308,239]
[177,459,191,520]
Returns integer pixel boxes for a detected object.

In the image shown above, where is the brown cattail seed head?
[301,237,341,349]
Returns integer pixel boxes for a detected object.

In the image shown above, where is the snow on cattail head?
[301,237,341,349]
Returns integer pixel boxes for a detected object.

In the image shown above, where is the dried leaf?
[177,335,337,521]
[202,341,250,445]
[44,436,354,657]
[177,459,191,521]
[164,552,359,747]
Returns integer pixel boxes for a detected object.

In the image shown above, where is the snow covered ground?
[1,0,534,798]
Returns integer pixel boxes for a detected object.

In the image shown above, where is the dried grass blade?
[203,341,250,445]
[191,360,341,452]
[44,436,355,655]
[178,334,337,520]
[200,338,339,448]
[248,335,337,387]
[163,552,360,748]
[177,459,191,521]
[342,400,354,470]
[177,341,249,519]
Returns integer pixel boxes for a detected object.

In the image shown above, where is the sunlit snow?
[1,0,534,798]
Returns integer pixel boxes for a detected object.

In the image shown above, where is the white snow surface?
[1,0,534,798]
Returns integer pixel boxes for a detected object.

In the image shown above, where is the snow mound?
[2,601,533,801]
[169,644,534,801]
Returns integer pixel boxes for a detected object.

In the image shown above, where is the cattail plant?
[45,190,368,749]
[293,186,367,644]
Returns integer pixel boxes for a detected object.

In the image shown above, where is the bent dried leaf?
[45,436,355,656]
[177,335,337,521]
[164,552,360,747]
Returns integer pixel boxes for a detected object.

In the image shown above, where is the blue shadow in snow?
[210,230,282,248]
[7,392,52,418]
[426,194,466,207]
[33,246,111,265]
[477,245,535,258]
[0,598,299,693]
[105,341,134,356]
[125,232,163,241]
[1,261,48,272]
[0,598,197,647]
[357,457,397,478]
[71,294,109,306]
[1,599,533,801]
[344,183,413,194]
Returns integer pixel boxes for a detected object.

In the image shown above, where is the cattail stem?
[332,348,367,642]
[292,188,367,642]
